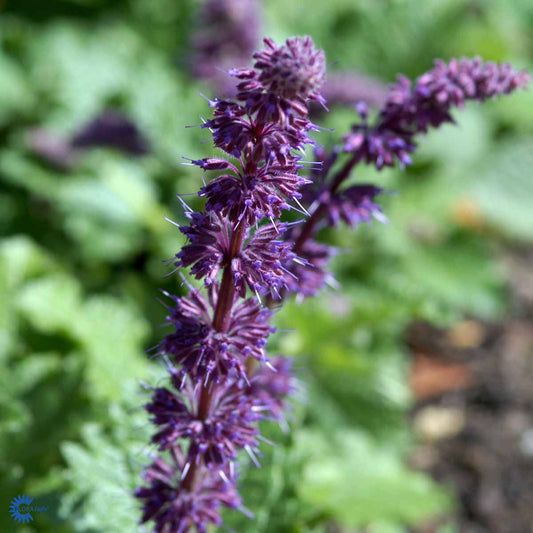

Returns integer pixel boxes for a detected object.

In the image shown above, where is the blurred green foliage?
[1,0,532,531]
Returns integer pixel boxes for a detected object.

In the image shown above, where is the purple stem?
[181,192,248,491]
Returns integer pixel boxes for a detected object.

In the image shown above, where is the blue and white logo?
[9,494,34,524]
[9,494,49,524]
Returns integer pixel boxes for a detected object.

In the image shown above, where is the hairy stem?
[181,219,246,491]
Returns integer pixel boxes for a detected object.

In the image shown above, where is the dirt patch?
[407,249,533,533]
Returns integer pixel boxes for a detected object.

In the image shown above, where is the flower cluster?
[175,213,297,297]
[136,356,295,532]
[135,452,242,533]
[138,30,529,532]
[343,58,531,170]
[282,58,530,298]
[158,286,273,384]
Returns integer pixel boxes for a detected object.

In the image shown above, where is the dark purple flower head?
[159,286,273,384]
[199,160,310,225]
[233,222,297,298]
[135,451,242,533]
[344,58,530,170]
[283,237,336,298]
[146,380,262,467]
[249,356,295,421]
[254,36,326,103]
[71,109,150,155]
[320,185,386,227]
[203,36,325,164]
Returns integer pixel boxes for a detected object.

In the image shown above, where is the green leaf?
[73,296,149,401]
[60,422,142,532]
[298,428,452,529]
[17,274,82,335]
[470,139,533,242]
[0,51,35,125]
[0,236,55,289]
[0,237,55,355]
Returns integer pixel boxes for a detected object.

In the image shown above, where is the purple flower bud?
[159,286,272,384]
[135,450,242,533]
[146,379,262,467]
[254,36,326,103]
[190,158,236,171]
[249,356,295,421]
[283,237,336,298]
[321,185,386,227]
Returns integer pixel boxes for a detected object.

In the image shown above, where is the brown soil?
[407,249,533,533]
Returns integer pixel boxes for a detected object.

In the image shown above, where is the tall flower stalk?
[136,35,529,532]
[136,36,325,532]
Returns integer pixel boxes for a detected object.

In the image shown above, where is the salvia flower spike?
[137,36,325,533]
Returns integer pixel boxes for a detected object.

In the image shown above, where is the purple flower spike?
[344,58,530,170]
[138,30,528,533]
